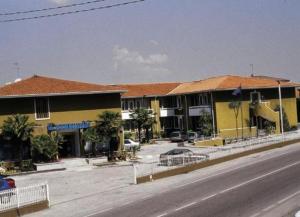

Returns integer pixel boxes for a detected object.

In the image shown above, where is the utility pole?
[277,80,284,136]
[250,64,254,76]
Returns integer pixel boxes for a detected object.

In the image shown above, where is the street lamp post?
[277,81,284,137]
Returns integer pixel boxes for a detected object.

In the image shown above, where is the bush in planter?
[31,134,61,163]
[124,131,133,140]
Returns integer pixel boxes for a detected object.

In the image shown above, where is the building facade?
[118,75,299,139]
[0,75,125,160]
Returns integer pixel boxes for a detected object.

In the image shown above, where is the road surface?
[94,146,300,217]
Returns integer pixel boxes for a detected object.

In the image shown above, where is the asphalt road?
[94,147,300,217]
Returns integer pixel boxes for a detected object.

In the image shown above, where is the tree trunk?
[138,126,142,143]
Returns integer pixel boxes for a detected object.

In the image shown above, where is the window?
[250,92,261,104]
[34,98,50,120]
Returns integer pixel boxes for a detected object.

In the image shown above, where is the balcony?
[122,110,132,120]
[160,108,175,117]
[122,109,153,120]
[189,105,211,116]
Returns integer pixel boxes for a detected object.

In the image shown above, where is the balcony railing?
[122,109,153,120]
[160,107,184,117]
[189,105,211,116]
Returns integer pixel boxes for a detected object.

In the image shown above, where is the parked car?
[0,176,16,204]
[170,131,187,142]
[124,139,140,150]
[0,176,15,191]
[188,131,199,143]
[159,148,208,166]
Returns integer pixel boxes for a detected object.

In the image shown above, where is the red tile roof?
[168,75,300,95]
[114,82,181,98]
[0,75,126,98]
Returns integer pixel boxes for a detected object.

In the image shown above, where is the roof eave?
[167,85,299,96]
[0,90,127,99]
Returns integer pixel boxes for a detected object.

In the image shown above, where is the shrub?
[31,134,61,162]
[124,131,133,139]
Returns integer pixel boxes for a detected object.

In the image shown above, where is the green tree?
[274,105,291,132]
[130,108,156,143]
[1,114,35,160]
[96,111,122,158]
[82,127,100,155]
[198,110,213,137]
[31,133,62,162]
[228,101,241,138]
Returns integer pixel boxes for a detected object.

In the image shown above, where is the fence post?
[16,188,20,208]
[133,164,137,185]
[46,184,50,207]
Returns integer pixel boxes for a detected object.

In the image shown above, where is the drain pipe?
[184,95,189,132]
[210,92,216,138]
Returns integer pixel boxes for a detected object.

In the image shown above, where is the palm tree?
[130,108,156,143]
[96,111,122,158]
[1,114,35,160]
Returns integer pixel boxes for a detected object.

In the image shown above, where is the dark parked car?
[188,131,199,143]
[170,131,187,142]
[159,149,208,166]
[0,176,16,204]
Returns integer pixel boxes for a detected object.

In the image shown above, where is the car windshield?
[165,149,192,155]
[188,132,196,137]
[170,132,180,137]
[124,140,131,144]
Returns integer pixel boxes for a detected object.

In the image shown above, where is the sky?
[0,0,300,85]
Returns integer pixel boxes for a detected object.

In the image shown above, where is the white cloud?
[112,46,171,81]
[149,40,159,46]
[49,0,70,5]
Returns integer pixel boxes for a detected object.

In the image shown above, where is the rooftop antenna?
[250,64,254,76]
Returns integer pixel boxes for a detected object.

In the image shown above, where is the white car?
[124,139,140,150]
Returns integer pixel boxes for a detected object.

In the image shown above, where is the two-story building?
[116,82,181,137]
[0,75,125,159]
[117,75,299,139]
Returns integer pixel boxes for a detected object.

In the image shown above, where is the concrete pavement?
[24,142,300,217]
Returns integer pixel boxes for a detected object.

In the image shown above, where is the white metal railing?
[0,183,49,212]
[133,130,300,183]
[160,107,178,117]
[134,154,209,179]
[189,105,211,116]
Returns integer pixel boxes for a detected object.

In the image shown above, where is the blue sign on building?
[47,121,90,131]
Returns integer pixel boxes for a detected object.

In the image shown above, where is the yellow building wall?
[268,98,298,128]
[215,97,298,138]
[0,94,122,135]
[150,98,161,138]
[215,101,255,138]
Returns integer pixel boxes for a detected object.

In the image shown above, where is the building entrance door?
[58,130,81,158]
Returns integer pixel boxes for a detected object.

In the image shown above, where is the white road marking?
[167,160,300,216]
[174,201,196,211]
[156,213,168,217]
[174,150,297,190]
[262,204,276,212]
[277,190,300,204]
[219,161,300,194]
[83,207,113,217]
[201,194,217,201]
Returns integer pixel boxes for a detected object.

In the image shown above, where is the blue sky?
[0,0,300,84]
